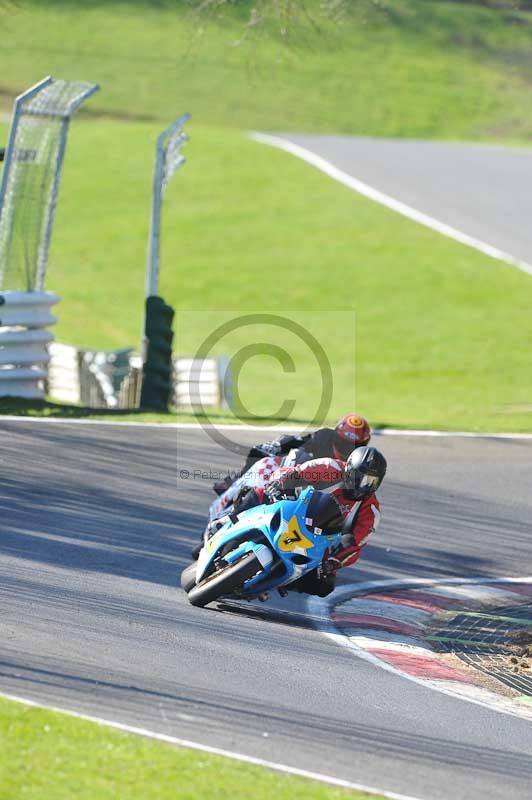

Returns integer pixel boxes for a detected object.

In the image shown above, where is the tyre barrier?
[0,290,59,399]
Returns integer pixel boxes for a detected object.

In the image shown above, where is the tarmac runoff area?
[310,578,532,721]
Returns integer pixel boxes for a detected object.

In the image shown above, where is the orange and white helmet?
[333,413,371,461]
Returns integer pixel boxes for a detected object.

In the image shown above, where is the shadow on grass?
[0,397,160,419]
[0,397,315,426]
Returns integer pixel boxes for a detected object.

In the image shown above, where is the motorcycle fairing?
[196,487,341,599]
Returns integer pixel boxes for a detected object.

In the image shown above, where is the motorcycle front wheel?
[180,561,199,593]
[187,552,261,608]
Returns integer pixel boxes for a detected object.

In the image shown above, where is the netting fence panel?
[146,113,190,298]
[0,77,99,291]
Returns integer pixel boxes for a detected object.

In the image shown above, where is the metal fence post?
[141,113,189,411]
[145,113,190,299]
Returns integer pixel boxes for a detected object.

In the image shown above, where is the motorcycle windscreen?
[304,491,343,535]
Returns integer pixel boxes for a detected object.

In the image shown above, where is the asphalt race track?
[271,135,532,267]
[1,420,531,799]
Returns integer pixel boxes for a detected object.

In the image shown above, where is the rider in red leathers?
[236,445,387,597]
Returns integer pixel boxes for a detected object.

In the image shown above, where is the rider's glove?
[264,479,285,503]
[234,486,260,513]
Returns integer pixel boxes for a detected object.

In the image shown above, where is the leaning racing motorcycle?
[181,487,343,608]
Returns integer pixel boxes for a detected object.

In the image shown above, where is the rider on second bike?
[213,413,372,495]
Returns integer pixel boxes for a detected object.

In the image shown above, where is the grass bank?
[0,397,256,425]
[1,1,532,140]
[0,4,532,432]
[1,118,530,432]
[0,696,386,800]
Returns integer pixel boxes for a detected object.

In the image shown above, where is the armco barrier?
[0,290,59,398]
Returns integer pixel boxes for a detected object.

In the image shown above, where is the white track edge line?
[309,576,532,723]
[373,428,532,440]
[0,415,301,431]
[0,690,422,800]
[250,131,532,278]
[1,415,532,439]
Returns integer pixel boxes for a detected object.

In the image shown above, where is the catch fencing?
[146,113,189,298]
[0,76,99,292]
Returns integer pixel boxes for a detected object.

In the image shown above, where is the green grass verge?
[0,697,385,800]
[1,117,531,432]
[1,4,532,432]
[1,1,532,141]
[0,397,278,425]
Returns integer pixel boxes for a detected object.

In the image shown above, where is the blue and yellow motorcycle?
[181,487,343,608]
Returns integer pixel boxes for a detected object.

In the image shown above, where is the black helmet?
[344,446,387,500]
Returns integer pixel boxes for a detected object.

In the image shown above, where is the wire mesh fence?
[146,113,189,297]
[0,77,98,291]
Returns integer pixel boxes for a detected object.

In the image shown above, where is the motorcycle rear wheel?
[187,552,260,608]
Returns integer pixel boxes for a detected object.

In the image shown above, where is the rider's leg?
[288,568,336,597]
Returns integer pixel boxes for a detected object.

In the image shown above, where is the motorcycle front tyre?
[180,561,199,593]
[187,552,260,608]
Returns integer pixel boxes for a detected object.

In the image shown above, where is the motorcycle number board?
[278,516,313,552]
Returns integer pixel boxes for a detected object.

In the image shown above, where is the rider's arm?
[276,433,310,453]
[334,495,381,567]
[245,433,308,461]
[305,428,335,459]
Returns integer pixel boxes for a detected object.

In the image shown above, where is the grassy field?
[0,2,532,431]
[1,116,531,432]
[1,8,531,799]
[1,1,532,140]
[0,696,386,800]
